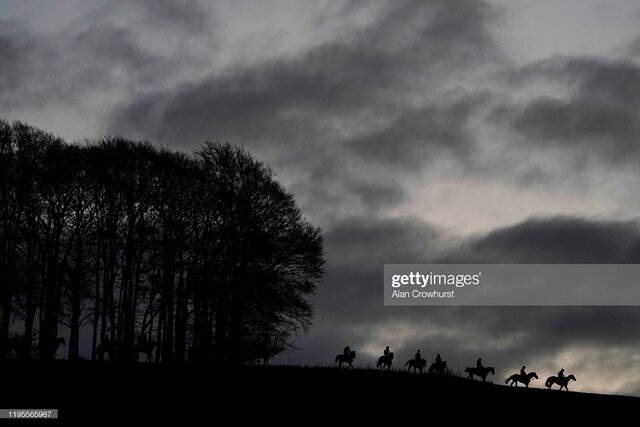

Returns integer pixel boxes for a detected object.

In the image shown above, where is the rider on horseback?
[344,346,351,356]
[520,366,527,377]
[436,353,442,365]
[384,346,390,357]
[415,350,421,362]
[558,368,565,378]
[477,358,483,369]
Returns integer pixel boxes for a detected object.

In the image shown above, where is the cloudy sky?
[3,0,640,395]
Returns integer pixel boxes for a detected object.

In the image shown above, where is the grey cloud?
[628,36,640,59]
[107,0,501,149]
[123,0,210,33]
[74,26,157,72]
[447,216,640,263]
[310,215,441,318]
[105,0,501,216]
[518,57,640,107]
[0,23,44,101]
[0,23,165,108]
[343,180,405,211]
[496,57,640,166]
[347,94,490,167]
[0,1,214,113]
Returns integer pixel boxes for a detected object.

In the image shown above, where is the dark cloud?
[107,0,501,150]
[519,57,640,107]
[446,216,640,263]
[0,23,44,102]
[0,1,214,112]
[123,0,210,33]
[103,0,502,218]
[0,22,164,108]
[495,57,640,166]
[627,36,640,59]
[345,180,405,210]
[347,94,490,167]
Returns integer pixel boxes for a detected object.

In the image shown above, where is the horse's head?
[390,352,394,359]
[567,374,576,381]
[489,367,495,375]
[530,372,539,380]
[351,351,356,358]
[442,361,447,368]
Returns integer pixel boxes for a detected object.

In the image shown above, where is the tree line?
[0,120,325,364]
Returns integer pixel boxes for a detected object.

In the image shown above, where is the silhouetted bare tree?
[0,120,324,364]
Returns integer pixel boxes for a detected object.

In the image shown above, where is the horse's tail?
[545,377,554,388]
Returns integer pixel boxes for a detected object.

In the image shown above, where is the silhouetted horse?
[465,366,495,382]
[30,337,66,359]
[135,341,158,363]
[404,358,426,373]
[335,351,356,368]
[428,360,447,374]
[377,352,394,370]
[505,371,538,387]
[96,341,117,361]
[545,374,576,391]
[53,337,66,359]
[7,334,24,359]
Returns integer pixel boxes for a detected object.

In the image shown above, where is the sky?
[3,0,640,395]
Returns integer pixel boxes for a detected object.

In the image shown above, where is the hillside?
[1,361,636,422]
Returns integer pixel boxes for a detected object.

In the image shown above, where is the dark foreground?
[0,362,637,423]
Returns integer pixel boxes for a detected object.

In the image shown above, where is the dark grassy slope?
[0,362,636,423]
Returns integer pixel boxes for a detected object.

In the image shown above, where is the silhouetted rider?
[343,346,351,356]
[557,368,565,378]
[384,346,390,357]
[415,350,421,362]
[436,353,442,365]
[520,366,527,377]
[477,358,483,369]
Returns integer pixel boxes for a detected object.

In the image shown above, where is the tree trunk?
[68,235,83,361]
